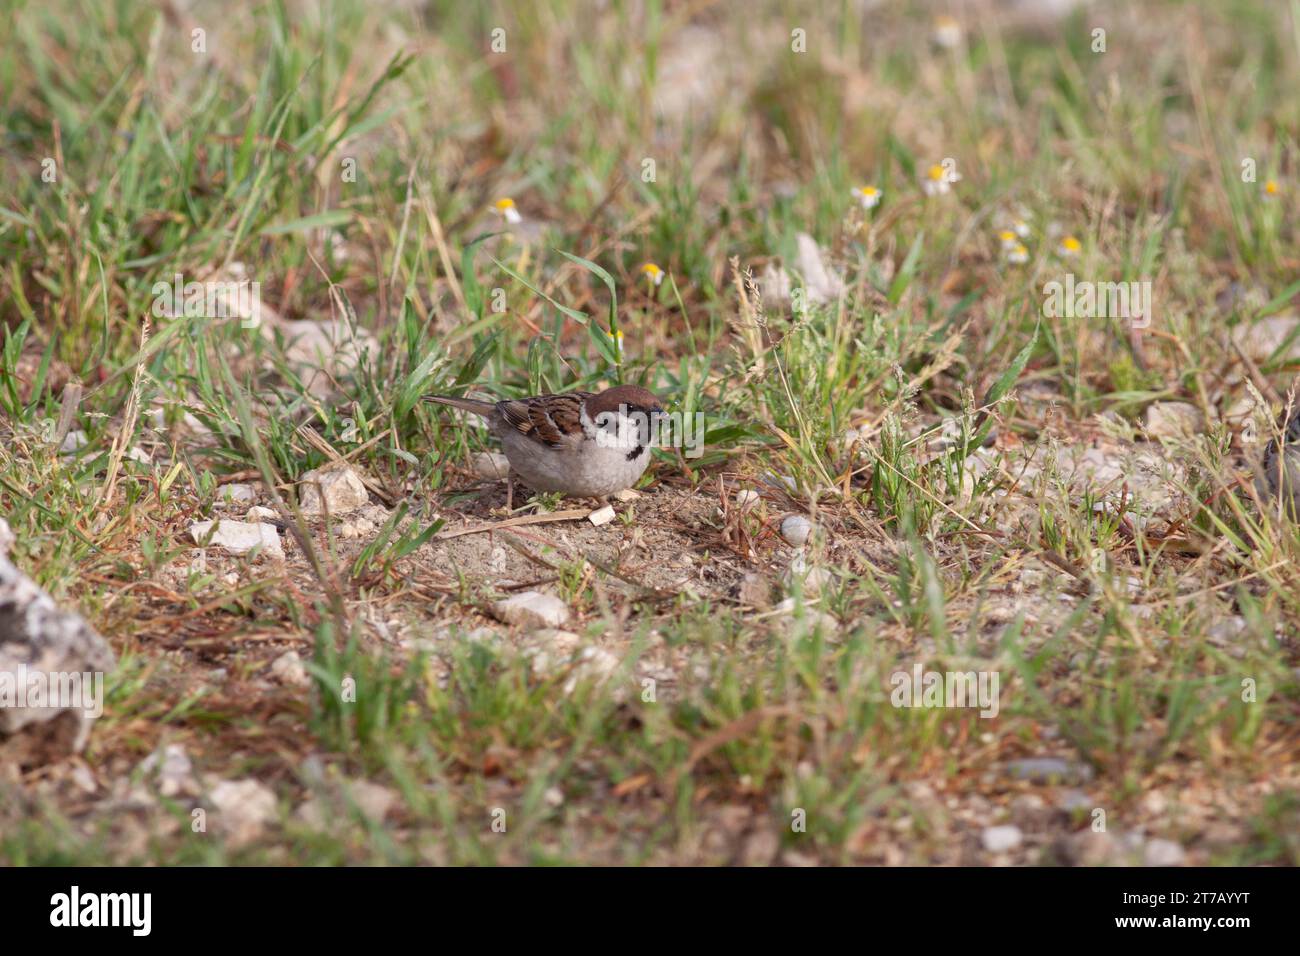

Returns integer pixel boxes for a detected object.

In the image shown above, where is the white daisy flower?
[922,163,959,196]
[932,15,962,50]
[1006,242,1030,265]
[493,197,522,224]
[1057,235,1082,258]
[640,262,664,286]
[853,185,882,210]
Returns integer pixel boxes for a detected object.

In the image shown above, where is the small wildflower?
[922,163,959,196]
[1264,179,1280,198]
[614,328,625,357]
[640,262,664,286]
[932,14,962,50]
[997,230,1020,251]
[1006,243,1030,265]
[1058,235,1082,258]
[1012,218,1031,239]
[853,185,882,210]
[493,197,522,224]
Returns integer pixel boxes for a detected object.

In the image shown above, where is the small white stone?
[981,824,1024,853]
[269,650,309,687]
[493,591,571,629]
[780,514,814,547]
[218,483,257,505]
[613,488,640,502]
[735,489,761,511]
[298,464,369,515]
[1143,838,1186,867]
[189,520,283,559]
[1143,401,1203,439]
[246,506,279,522]
[59,430,88,454]
[126,446,152,464]
[472,452,511,480]
[209,778,278,848]
[588,504,616,526]
[0,517,13,558]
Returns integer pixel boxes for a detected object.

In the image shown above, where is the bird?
[425,384,664,509]
[1257,401,1300,518]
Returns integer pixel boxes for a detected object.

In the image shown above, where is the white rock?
[138,744,197,798]
[218,483,257,505]
[784,551,829,595]
[298,780,395,828]
[493,591,571,629]
[209,778,278,848]
[472,451,511,480]
[189,520,283,559]
[268,317,377,397]
[613,488,641,502]
[59,430,88,455]
[299,464,369,515]
[735,489,761,511]
[269,650,309,687]
[1232,314,1300,363]
[0,517,12,557]
[588,504,616,526]
[982,824,1024,853]
[1143,402,1203,439]
[1143,838,1186,867]
[780,514,814,547]
[126,446,152,464]
[793,232,845,304]
[246,505,279,522]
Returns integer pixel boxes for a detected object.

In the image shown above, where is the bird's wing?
[497,392,591,448]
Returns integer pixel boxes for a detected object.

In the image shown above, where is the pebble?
[981,824,1024,853]
[779,514,814,547]
[493,591,571,629]
[189,519,283,559]
[298,464,369,515]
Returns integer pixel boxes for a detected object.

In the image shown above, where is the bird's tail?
[423,394,496,417]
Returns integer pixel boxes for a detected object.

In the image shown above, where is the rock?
[266,317,377,397]
[59,430,88,455]
[246,506,279,522]
[0,518,13,558]
[734,489,761,511]
[208,778,278,848]
[298,779,395,828]
[1057,790,1095,814]
[774,598,838,635]
[493,591,571,629]
[1004,757,1093,785]
[1232,314,1300,363]
[298,464,369,515]
[982,824,1024,853]
[1143,402,1203,439]
[780,514,814,547]
[784,551,830,595]
[588,504,616,526]
[528,629,621,694]
[137,743,198,798]
[269,650,309,688]
[217,483,257,505]
[471,452,511,480]
[735,572,774,608]
[1059,830,1124,867]
[613,489,641,502]
[793,232,844,304]
[189,520,283,560]
[0,551,116,763]
[1143,838,1186,867]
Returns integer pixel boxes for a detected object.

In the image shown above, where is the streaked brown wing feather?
[498,392,590,448]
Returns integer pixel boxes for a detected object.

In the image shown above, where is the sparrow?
[1257,401,1300,518]
[425,385,664,508]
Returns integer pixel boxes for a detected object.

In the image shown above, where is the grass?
[1,0,1299,865]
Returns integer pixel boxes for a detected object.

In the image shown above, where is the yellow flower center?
[927,165,946,181]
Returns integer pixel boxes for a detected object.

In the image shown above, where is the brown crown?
[583,385,663,417]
